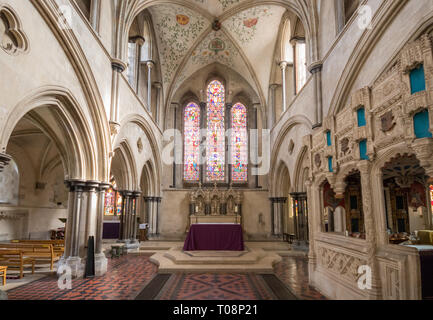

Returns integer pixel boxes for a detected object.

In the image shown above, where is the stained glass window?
[430,185,433,215]
[184,102,201,181]
[104,180,123,216]
[231,103,248,182]
[104,188,115,216]
[207,80,225,181]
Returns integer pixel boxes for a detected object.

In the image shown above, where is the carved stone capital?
[308,61,323,74]
[357,160,371,176]
[412,138,433,180]
[111,58,127,73]
[0,153,12,173]
[279,61,288,70]
[109,121,121,136]
[146,60,155,69]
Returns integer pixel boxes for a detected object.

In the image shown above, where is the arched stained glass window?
[104,180,123,216]
[231,103,248,182]
[207,80,225,181]
[184,102,201,181]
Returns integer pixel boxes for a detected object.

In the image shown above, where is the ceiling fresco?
[149,4,208,85]
[148,3,287,104]
[222,5,286,101]
[192,0,246,16]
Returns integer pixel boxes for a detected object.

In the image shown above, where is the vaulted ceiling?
[146,1,289,104]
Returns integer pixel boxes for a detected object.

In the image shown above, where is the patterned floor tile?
[6,254,158,300]
[157,273,277,300]
[273,256,327,300]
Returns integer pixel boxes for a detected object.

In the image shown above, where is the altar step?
[150,247,282,273]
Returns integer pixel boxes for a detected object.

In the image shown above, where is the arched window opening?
[184,102,201,181]
[413,109,432,139]
[295,41,307,92]
[104,179,122,216]
[231,103,248,182]
[410,64,426,94]
[206,80,226,182]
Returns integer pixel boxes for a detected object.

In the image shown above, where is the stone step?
[163,252,261,265]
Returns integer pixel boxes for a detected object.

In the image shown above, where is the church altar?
[183,224,244,251]
[187,183,243,227]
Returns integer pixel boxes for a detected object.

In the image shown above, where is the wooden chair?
[0,266,6,286]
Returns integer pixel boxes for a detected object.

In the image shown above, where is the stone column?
[146,60,154,113]
[357,160,382,299]
[335,0,346,33]
[171,102,179,188]
[154,82,162,125]
[306,179,318,278]
[61,180,87,278]
[89,0,100,31]
[0,153,12,173]
[280,61,288,113]
[268,84,278,129]
[145,197,159,236]
[95,182,109,276]
[309,62,323,129]
[270,197,286,237]
[110,59,127,135]
[131,191,142,243]
[252,103,260,188]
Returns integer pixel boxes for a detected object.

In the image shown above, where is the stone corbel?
[333,179,347,199]
[0,153,12,173]
[412,138,433,182]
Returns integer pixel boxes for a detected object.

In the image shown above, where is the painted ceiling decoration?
[147,2,289,104]
[223,6,273,44]
[149,4,208,85]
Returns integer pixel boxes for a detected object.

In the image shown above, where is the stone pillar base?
[57,256,84,278]
[0,290,7,300]
[94,253,108,276]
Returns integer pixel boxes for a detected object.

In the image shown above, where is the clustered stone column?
[146,60,154,113]
[270,197,287,237]
[309,62,323,128]
[290,192,309,243]
[119,191,141,246]
[109,59,127,135]
[0,153,12,173]
[144,196,162,237]
[268,84,279,129]
[357,160,381,299]
[280,61,288,113]
[60,180,109,278]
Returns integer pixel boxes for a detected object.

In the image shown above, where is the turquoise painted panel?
[326,131,332,146]
[410,65,426,94]
[357,108,366,127]
[359,139,369,160]
[328,157,333,173]
[413,109,432,139]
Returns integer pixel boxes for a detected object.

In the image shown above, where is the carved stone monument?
[188,183,243,226]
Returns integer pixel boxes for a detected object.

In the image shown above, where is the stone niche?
[187,183,243,226]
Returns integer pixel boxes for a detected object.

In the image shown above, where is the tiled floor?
[4,254,326,300]
[6,254,158,300]
[157,273,277,300]
[274,256,327,300]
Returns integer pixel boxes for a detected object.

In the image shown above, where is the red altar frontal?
[183,224,244,251]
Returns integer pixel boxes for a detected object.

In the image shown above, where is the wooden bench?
[0,243,62,270]
[0,251,35,279]
[11,240,65,254]
[0,266,6,286]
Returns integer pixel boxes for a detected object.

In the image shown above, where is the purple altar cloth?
[183,224,244,251]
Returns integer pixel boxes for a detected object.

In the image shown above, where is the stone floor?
[3,254,326,300]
